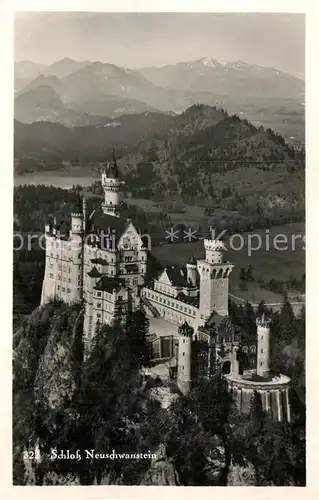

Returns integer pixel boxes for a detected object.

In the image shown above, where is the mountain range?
[14,57,305,142]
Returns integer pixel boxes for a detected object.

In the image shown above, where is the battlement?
[256,314,271,328]
[204,239,226,252]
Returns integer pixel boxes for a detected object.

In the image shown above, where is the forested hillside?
[14,105,305,218]
[13,300,305,485]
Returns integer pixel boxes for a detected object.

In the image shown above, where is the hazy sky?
[14,12,305,77]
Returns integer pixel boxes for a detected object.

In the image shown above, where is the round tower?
[186,256,197,286]
[204,238,225,264]
[101,151,124,218]
[177,321,193,395]
[256,313,271,377]
[231,343,240,376]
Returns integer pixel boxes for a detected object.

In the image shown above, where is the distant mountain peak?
[202,57,219,68]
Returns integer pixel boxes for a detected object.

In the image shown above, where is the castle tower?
[177,322,193,395]
[231,343,240,376]
[256,314,271,377]
[186,256,197,286]
[67,197,84,303]
[101,150,124,218]
[197,239,234,320]
[82,196,87,233]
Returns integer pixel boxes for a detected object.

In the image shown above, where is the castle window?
[97,313,101,318]
[183,339,185,343]
[49,273,53,278]
[97,292,101,297]
[68,278,71,283]
[133,278,138,285]
[261,336,263,340]
[97,302,101,308]
[67,288,71,293]
[57,285,60,290]
[62,287,65,292]
[183,352,185,356]
[260,362,263,367]
[261,348,263,353]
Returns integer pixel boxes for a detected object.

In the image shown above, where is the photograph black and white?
[13,11,305,486]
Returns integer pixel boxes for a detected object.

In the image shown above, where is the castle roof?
[176,292,199,307]
[103,150,120,179]
[87,266,101,278]
[91,258,108,265]
[165,267,188,287]
[94,276,125,293]
[88,208,129,242]
[206,312,225,328]
[188,255,197,265]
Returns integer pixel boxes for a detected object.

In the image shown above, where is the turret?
[101,150,125,217]
[177,321,193,395]
[70,195,84,237]
[256,314,271,377]
[231,342,240,375]
[186,256,197,286]
[204,238,225,264]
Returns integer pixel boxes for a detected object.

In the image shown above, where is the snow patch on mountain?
[203,57,217,68]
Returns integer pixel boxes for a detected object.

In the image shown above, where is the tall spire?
[104,146,119,179]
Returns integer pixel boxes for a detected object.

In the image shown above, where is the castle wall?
[90,286,128,340]
[41,233,83,305]
[142,287,199,330]
[227,375,291,422]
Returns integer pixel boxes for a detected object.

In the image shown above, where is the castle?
[41,155,291,421]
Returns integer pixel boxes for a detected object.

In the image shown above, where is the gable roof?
[205,313,235,338]
[176,292,199,307]
[94,276,126,293]
[88,208,129,243]
[87,266,101,278]
[91,258,108,265]
[165,267,188,287]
